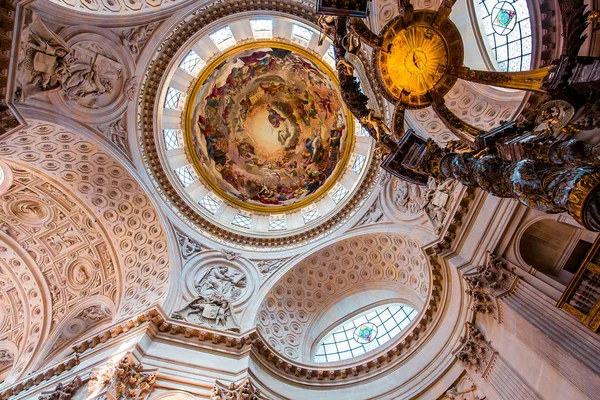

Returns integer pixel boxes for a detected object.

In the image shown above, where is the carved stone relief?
[456,323,497,377]
[392,179,424,214]
[355,199,387,227]
[173,266,247,332]
[16,13,70,101]
[422,178,458,233]
[87,353,157,400]
[256,259,287,277]
[175,230,202,259]
[440,374,487,400]
[98,118,129,156]
[209,377,271,400]
[122,24,155,56]
[0,349,14,377]
[63,41,123,109]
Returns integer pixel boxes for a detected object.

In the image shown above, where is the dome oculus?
[185,42,353,211]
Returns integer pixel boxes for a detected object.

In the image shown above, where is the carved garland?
[138,0,382,249]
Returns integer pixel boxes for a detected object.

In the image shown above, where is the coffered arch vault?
[0,121,174,380]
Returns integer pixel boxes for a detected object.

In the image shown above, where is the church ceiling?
[256,232,430,363]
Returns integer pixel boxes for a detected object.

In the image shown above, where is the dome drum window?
[250,19,273,39]
[165,87,185,110]
[291,24,313,47]
[163,129,183,150]
[179,50,206,76]
[210,26,237,51]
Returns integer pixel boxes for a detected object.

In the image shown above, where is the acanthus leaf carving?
[38,376,82,400]
[124,76,138,101]
[456,323,496,376]
[209,377,271,400]
[88,353,157,400]
[463,252,518,317]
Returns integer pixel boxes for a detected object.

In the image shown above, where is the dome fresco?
[186,43,352,210]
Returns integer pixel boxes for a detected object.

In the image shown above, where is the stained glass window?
[478,0,532,72]
[314,304,418,363]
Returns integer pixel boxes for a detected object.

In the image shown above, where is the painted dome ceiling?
[186,43,352,211]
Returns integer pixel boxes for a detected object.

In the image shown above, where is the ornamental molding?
[137,0,381,249]
[455,323,497,378]
[463,252,518,319]
[0,355,80,400]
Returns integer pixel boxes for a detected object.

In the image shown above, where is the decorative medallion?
[375,11,464,108]
[184,42,354,211]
